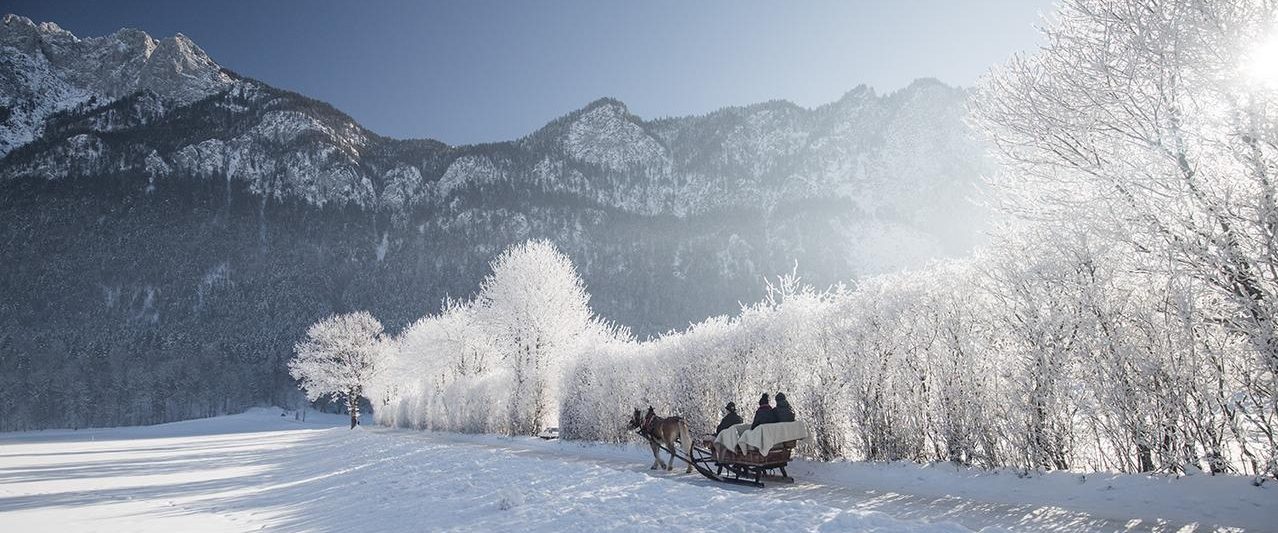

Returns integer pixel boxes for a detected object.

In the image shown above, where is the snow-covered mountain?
[0,16,991,430]
[1,14,985,230]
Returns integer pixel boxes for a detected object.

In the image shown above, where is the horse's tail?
[678,419,694,472]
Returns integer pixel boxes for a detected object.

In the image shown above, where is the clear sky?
[7,0,1052,145]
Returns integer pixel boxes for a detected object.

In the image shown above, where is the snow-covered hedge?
[361,229,1274,476]
[564,225,1271,477]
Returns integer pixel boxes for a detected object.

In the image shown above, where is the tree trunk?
[1137,442,1155,473]
[348,389,358,429]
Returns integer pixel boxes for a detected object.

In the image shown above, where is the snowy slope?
[0,409,968,532]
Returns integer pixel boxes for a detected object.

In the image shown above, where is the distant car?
[537,427,560,440]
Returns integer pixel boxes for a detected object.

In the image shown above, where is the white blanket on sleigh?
[714,421,808,453]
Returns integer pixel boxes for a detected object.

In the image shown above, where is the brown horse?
[629,407,693,473]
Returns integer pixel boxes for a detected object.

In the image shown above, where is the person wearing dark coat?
[750,393,778,429]
[715,402,743,434]
[773,392,795,422]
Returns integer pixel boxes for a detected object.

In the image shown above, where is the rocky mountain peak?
[904,76,949,90]
[563,98,667,172]
[143,32,225,87]
[0,15,237,158]
[2,14,232,100]
[580,96,629,115]
[112,27,156,53]
[1,13,76,48]
[835,84,876,103]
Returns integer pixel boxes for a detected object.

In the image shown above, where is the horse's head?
[628,408,643,430]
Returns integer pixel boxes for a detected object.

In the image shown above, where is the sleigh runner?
[632,409,807,488]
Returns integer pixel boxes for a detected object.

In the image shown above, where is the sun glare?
[1243,30,1278,87]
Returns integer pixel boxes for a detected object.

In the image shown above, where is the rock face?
[0,16,992,430]
[0,14,233,156]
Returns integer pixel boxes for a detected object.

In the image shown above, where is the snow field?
[419,431,1277,531]
[3,409,1273,532]
[0,409,966,532]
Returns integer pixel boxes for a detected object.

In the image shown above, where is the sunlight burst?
[1243,30,1278,87]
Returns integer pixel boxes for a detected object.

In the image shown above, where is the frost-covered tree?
[372,240,622,436]
[974,0,1278,467]
[289,311,387,429]
[973,0,1278,477]
[381,299,505,433]
[475,240,596,435]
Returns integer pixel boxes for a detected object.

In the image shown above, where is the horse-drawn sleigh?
[629,408,807,487]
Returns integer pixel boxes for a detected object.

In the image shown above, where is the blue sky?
[8,1,1051,145]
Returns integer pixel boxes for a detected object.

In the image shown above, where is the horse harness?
[640,413,681,438]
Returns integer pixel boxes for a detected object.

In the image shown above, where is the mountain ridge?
[1,14,982,220]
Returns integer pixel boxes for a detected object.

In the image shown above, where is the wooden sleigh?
[637,422,804,487]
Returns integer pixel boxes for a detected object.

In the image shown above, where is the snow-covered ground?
[423,432,1276,532]
[0,410,1271,532]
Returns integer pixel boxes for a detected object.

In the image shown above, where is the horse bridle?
[636,410,666,438]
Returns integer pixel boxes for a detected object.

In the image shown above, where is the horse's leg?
[682,423,694,473]
[649,441,663,469]
[666,435,676,471]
